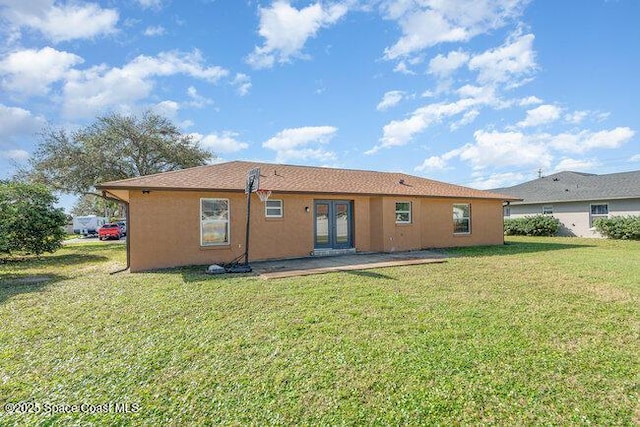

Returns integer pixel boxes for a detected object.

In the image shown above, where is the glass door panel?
[315,202,330,247]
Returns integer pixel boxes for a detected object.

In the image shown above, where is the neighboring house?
[494,170,640,237]
[96,161,518,272]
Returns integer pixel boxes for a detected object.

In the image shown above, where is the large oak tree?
[25,111,213,194]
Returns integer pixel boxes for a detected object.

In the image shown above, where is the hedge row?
[504,215,560,236]
[593,216,640,240]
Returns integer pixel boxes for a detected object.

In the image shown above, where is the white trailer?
[72,215,108,237]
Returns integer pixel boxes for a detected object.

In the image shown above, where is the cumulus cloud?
[263,126,337,163]
[0,149,30,162]
[151,100,180,118]
[376,90,405,111]
[144,25,165,36]
[517,104,562,127]
[1,1,119,42]
[467,171,526,190]
[194,131,249,153]
[468,32,537,85]
[519,95,543,106]
[0,47,83,96]
[232,73,252,96]
[549,127,635,154]
[383,0,528,59]
[186,86,213,108]
[427,50,469,77]
[246,1,348,68]
[62,50,228,118]
[630,154,640,162]
[554,157,599,172]
[0,104,45,140]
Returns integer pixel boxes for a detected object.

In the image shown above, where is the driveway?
[64,236,126,244]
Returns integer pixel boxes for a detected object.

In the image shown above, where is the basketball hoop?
[256,189,271,202]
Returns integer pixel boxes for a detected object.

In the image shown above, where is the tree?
[0,181,67,257]
[24,111,213,194]
[71,194,120,218]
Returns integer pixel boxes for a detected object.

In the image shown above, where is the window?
[200,198,229,246]
[542,205,553,215]
[395,202,411,224]
[265,199,283,218]
[590,203,608,226]
[504,206,511,217]
[453,203,471,234]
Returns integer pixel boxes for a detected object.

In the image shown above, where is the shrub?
[593,216,640,240]
[0,181,67,257]
[504,215,560,237]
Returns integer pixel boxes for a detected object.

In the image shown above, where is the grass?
[0,237,638,425]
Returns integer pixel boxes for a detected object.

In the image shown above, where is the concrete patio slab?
[252,250,448,279]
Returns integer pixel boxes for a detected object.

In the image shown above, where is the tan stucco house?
[96,161,518,272]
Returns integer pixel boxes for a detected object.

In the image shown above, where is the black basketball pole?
[243,175,254,266]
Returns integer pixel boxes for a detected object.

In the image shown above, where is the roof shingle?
[493,170,640,204]
[97,161,516,201]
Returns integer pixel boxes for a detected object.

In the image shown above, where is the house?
[493,170,640,237]
[96,161,518,272]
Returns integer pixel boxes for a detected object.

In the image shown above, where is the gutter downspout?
[101,190,130,274]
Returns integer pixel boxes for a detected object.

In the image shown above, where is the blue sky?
[1,0,638,211]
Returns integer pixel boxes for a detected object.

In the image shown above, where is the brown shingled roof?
[96,161,518,200]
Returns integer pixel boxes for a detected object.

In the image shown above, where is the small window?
[453,203,471,234]
[542,205,553,215]
[590,203,608,226]
[201,198,229,246]
[504,206,511,217]
[395,202,412,224]
[265,199,283,218]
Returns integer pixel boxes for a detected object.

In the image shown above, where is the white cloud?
[369,86,498,154]
[0,104,45,139]
[415,148,462,171]
[2,1,119,43]
[232,73,252,96]
[630,154,640,162]
[468,171,526,190]
[263,126,337,163]
[195,131,249,153]
[0,149,30,162]
[468,32,537,85]
[517,104,561,127]
[549,127,635,153]
[460,129,552,170]
[554,157,599,172]
[0,47,83,96]
[383,0,528,59]
[450,109,479,130]
[62,50,228,118]
[186,86,213,107]
[246,1,348,68]
[151,100,180,118]
[136,0,163,9]
[376,90,405,111]
[428,50,469,77]
[519,96,543,106]
[144,25,165,36]
[393,61,416,75]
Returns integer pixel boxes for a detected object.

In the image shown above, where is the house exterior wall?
[127,190,506,271]
[507,198,640,237]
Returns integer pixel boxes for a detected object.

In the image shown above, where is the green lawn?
[1,237,638,425]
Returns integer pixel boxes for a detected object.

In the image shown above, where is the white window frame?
[453,203,471,235]
[542,205,553,215]
[590,203,609,227]
[265,199,283,218]
[200,198,230,246]
[395,201,412,224]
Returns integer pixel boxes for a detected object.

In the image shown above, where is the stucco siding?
[507,198,640,237]
[126,190,507,271]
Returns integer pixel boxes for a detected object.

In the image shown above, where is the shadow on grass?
[344,270,397,280]
[0,253,111,271]
[0,273,67,304]
[447,239,596,258]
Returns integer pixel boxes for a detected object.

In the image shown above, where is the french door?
[314,200,353,249]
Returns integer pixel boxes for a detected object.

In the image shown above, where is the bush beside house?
[593,216,640,240]
[504,215,560,237]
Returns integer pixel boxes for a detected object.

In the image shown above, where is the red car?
[98,223,122,240]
